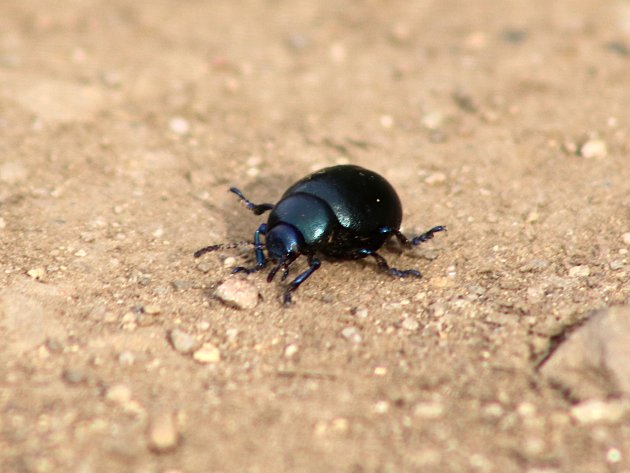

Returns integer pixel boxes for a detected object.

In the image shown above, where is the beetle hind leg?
[370,252,421,278]
[357,248,421,278]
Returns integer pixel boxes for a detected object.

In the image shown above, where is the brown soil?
[1,1,629,472]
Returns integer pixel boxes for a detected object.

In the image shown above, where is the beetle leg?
[283,256,321,305]
[357,248,421,278]
[230,187,274,215]
[410,226,446,246]
[232,223,268,274]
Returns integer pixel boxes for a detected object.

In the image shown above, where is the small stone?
[62,369,87,385]
[105,384,133,405]
[541,306,630,399]
[570,400,629,424]
[80,231,95,242]
[579,139,607,159]
[341,326,362,343]
[0,217,6,229]
[401,317,420,331]
[622,232,630,246]
[143,304,161,315]
[374,366,387,376]
[526,211,540,223]
[74,249,87,257]
[168,329,200,355]
[380,114,394,129]
[27,267,46,280]
[148,412,180,453]
[284,344,299,359]
[421,111,445,130]
[373,400,390,414]
[193,343,221,364]
[352,307,369,319]
[169,117,190,135]
[413,401,444,419]
[171,280,193,291]
[519,259,549,272]
[214,277,259,310]
[118,351,135,366]
[424,172,447,185]
[568,265,590,277]
[610,260,624,271]
[196,262,212,273]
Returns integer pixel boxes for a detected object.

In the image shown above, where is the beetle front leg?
[282,256,321,305]
[232,223,268,274]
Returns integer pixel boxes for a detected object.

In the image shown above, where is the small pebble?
[401,318,420,331]
[148,412,180,453]
[579,139,607,159]
[352,307,369,319]
[27,267,46,280]
[168,329,200,355]
[571,400,629,424]
[196,262,212,273]
[169,117,190,135]
[610,260,624,271]
[413,401,444,419]
[568,265,590,278]
[622,232,630,246]
[105,384,133,405]
[62,369,87,385]
[214,277,259,310]
[193,343,221,363]
[373,400,390,414]
[171,280,193,291]
[143,304,162,315]
[118,351,135,366]
[421,111,445,130]
[424,172,447,185]
[74,249,87,257]
[284,344,299,359]
[341,326,362,344]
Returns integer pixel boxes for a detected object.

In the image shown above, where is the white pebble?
[341,326,362,343]
[169,117,190,135]
[622,232,630,246]
[580,139,607,159]
[193,343,221,364]
[571,400,629,424]
[215,277,259,310]
[568,265,590,278]
[401,318,420,331]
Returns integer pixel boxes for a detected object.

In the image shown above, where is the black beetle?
[194,164,445,304]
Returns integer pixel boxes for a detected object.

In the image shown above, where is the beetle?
[194,164,445,305]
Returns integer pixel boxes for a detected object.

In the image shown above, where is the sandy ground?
[1,0,630,472]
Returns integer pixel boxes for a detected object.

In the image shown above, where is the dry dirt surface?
[2,1,630,472]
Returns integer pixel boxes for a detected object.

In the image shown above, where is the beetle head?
[265,223,304,264]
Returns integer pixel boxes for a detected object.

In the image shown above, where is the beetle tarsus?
[362,250,422,278]
[411,225,446,245]
[230,187,274,215]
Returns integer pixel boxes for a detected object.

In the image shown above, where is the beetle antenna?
[194,241,256,258]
